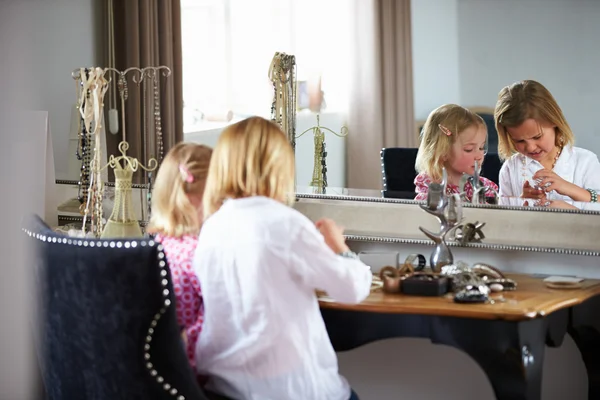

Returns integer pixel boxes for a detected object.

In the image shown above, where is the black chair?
[24,214,216,400]
[380,148,502,195]
[380,148,419,198]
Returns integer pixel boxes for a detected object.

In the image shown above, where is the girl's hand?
[521,180,545,199]
[547,200,579,210]
[523,199,578,210]
[532,169,575,197]
[315,218,350,254]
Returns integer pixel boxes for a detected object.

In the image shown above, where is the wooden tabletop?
[318,274,600,321]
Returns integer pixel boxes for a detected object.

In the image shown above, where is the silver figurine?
[419,168,463,272]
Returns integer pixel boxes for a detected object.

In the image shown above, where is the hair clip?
[179,164,194,183]
[438,124,452,136]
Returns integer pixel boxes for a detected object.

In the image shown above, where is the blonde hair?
[494,80,575,161]
[203,116,295,219]
[415,104,486,181]
[147,142,213,237]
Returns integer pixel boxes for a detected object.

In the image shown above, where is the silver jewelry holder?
[459,160,499,205]
[419,168,463,272]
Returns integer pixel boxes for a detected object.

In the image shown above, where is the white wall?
[22,0,100,180]
[411,0,461,121]
[412,0,600,155]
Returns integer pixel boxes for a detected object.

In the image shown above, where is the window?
[181,0,353,133]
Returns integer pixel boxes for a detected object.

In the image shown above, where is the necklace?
[551,145,563,170]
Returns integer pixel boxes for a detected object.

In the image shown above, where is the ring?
[404,254,426,271]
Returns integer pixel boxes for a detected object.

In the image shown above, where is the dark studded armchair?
[25,215,214,400]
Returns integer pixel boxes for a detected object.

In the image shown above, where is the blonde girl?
[194,116,371,400]
[146,142,212,374]
[415,104,498,201]
[495,79,600,208]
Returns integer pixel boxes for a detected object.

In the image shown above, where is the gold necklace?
[551,146,563,170]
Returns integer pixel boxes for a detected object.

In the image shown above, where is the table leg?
[569,297,600,400]
[432,317,546,400]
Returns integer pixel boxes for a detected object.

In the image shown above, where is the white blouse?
[498,145,600,202]
[193,196,372,400]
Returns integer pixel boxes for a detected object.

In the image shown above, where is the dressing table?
[295,187,600,400]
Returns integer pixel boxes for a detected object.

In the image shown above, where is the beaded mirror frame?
[294,195,600,257]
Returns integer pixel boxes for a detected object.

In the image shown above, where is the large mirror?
[37,0,600,216]
[179,0,600,213]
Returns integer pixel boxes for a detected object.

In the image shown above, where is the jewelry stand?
[104,66,171,221]
[458,160,499,204]
[100,141,157,238]
[63,65,171,237]
[269,52,297,151]
[419,168,463,272]
[297,114,348,193]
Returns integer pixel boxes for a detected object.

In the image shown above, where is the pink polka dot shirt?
[154,234,203,371]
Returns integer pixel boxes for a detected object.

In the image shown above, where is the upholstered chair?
[24,215,220,400]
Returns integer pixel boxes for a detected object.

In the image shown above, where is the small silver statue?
[419,168,463,272]
[459,160,499,204]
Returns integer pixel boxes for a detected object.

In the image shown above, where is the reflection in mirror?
[178,0,600,215]
[296,185,600,213]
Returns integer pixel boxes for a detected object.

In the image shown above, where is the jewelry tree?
[70,66,170,238]
[100,66,168,237]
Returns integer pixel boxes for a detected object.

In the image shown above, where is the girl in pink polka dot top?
[146,142,212,375]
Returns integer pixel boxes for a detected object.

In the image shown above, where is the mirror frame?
[294,193,600,257]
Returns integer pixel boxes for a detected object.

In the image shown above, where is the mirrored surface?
[296,186,600,213]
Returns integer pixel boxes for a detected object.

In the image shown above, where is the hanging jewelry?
[76,67,109,237]
[152,71,164,165]
[73,68,91,209]
[296,114,348,192]
[106,0,119,135]
[269,52,297,151]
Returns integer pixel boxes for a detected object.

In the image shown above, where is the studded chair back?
[25,215,211,400]
[380,148,419,192]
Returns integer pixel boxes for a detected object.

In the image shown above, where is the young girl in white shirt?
[193,116,372,400]
[494,79,600,208]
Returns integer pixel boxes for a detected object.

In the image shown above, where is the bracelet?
[338,251,359,259]
[587,188,598,203]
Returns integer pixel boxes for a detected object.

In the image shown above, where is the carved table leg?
[569,297,600,400]
[431,317,547,400]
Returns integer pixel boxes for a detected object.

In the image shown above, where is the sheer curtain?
[347,0,415,189]
[181,0,353,130]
